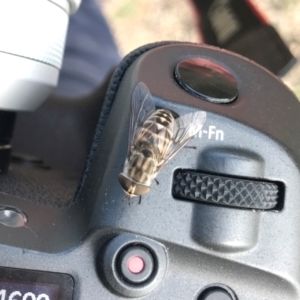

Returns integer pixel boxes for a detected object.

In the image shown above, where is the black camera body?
[0,42,299,300]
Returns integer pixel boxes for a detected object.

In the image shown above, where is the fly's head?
[118,173,151,196]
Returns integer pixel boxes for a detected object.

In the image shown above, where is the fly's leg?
[122,193,131,206]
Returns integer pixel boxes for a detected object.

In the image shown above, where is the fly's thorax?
[127,144,158,185]
[144,109,175,135]
[153,108,175,125]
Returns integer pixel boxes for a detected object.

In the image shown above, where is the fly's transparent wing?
[128,82,156,156]
[157,111,207,170]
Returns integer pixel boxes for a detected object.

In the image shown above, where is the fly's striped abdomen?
[137,109,175,157]
[127,151,156,184]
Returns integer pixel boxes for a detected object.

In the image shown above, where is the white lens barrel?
[0,0,81,111]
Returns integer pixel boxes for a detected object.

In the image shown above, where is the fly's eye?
[134,183,151,195]
[118,173,133,192]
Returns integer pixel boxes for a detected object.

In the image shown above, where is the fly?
[118,82,206,203]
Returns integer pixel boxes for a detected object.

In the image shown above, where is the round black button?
[200,290,232,300]
[118,246,154,284]
[174,58,238,104]
[198,284,236,300]
[0,206,27,227]
[100,234,167,298]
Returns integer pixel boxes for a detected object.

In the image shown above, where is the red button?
[127,256,145,274]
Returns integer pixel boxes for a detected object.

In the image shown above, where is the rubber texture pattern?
[173,169,279,210]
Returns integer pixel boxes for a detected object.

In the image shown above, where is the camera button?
[0,206,27,228]
[127,256,144,274]
[200,290,232,300]
[174,57,238,104]
[198,284,237,300]
[99,234,167,298]
[118,246,154,284]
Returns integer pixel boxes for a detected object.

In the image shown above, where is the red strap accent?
[244,0,269,25]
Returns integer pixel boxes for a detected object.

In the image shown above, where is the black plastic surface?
[0,111,16,173]
[0,43,299,299]
[11,153,46,168]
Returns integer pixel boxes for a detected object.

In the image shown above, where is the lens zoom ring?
[0,0,68,69]
[172,170,279,210]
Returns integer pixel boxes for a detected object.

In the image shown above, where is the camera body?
[0,43,300,300]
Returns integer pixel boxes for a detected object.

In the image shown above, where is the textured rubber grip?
[172,170,280,210]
